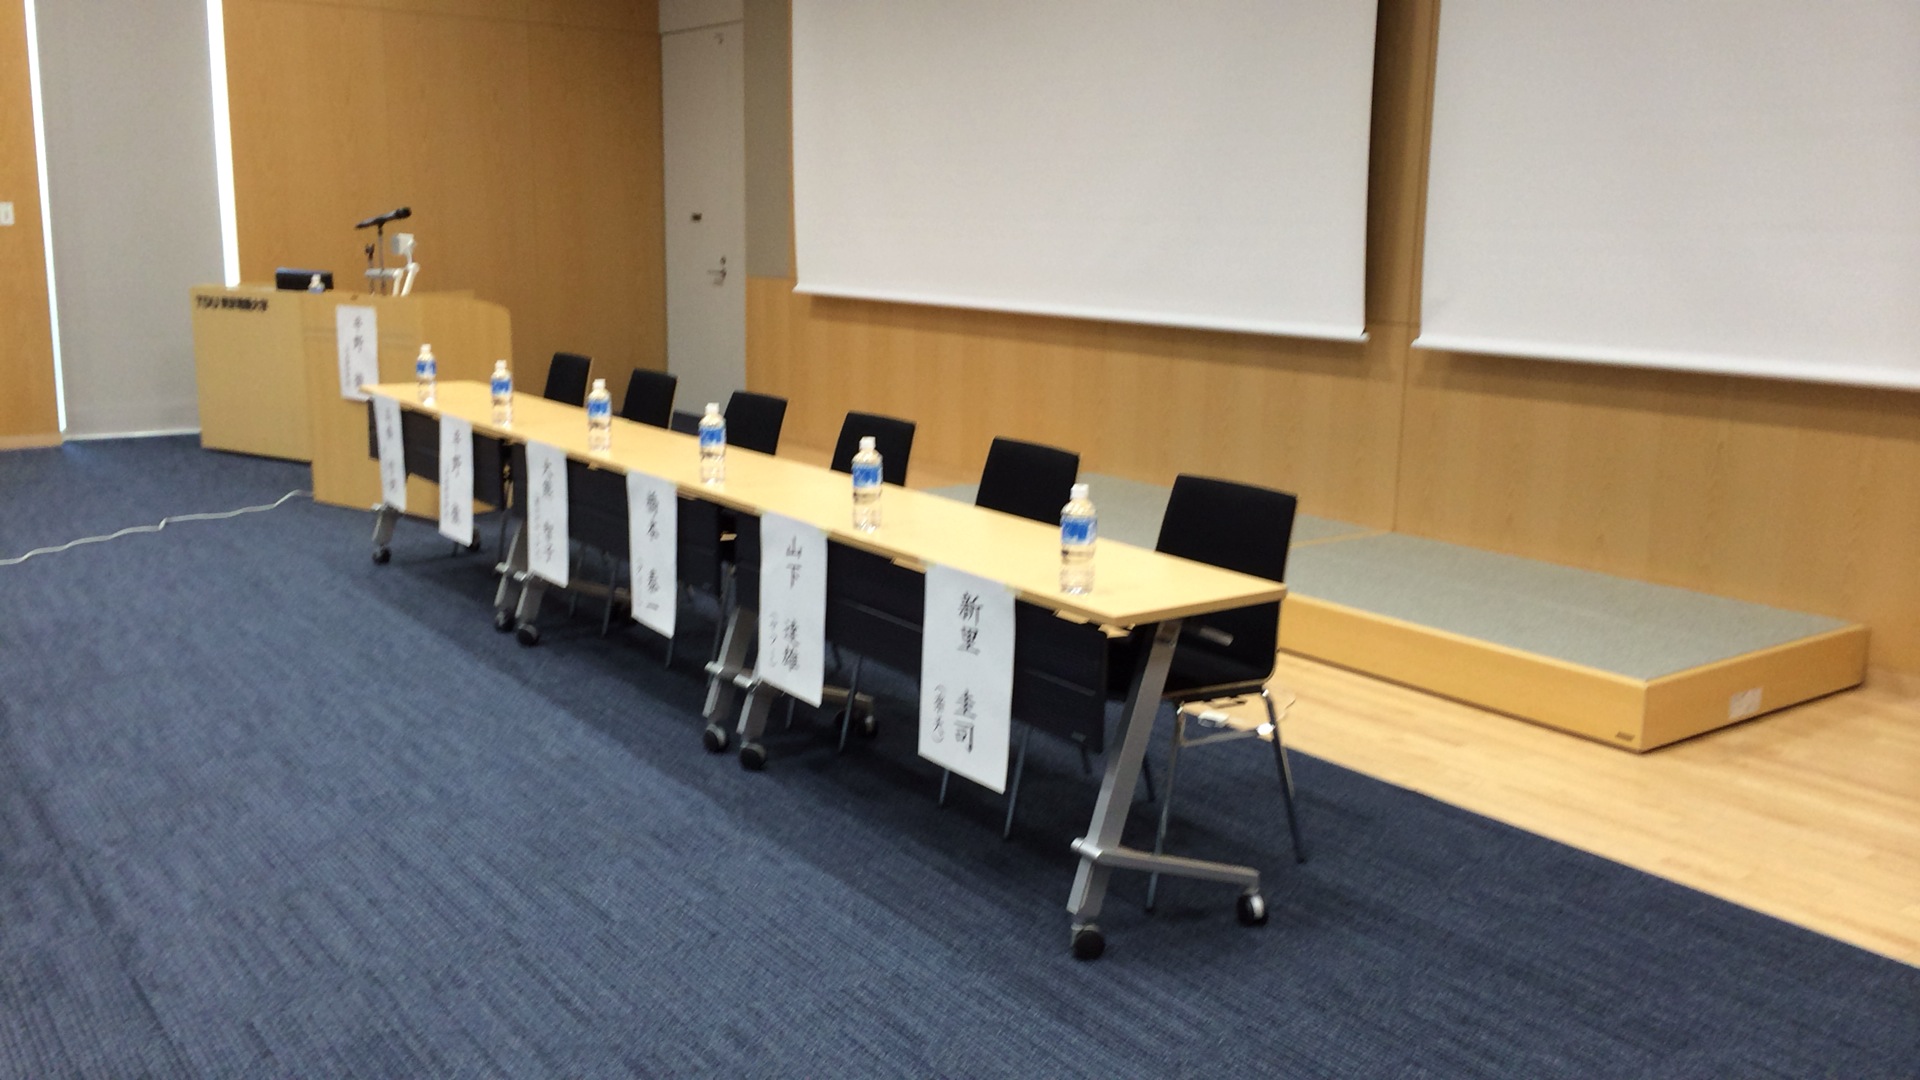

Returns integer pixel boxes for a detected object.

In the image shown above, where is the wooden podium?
[189,285,510,509]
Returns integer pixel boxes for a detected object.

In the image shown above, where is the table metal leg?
[703,602,756,724]
[1065,618,1263,959]
[491,520,526,628]
[370,505,400,563]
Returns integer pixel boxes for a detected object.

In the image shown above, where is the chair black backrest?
[1154,475,1298,688]
[668,410,701,435]
[975,437,1079,525]
[827,411,916,486]
[724,391,788,455]
[620,368,677,428]
[544,352,593,406]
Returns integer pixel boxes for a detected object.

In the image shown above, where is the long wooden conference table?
[365,380,1288,958]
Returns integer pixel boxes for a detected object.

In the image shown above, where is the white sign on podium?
[335,304,379,402]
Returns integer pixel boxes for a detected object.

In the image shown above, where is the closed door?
[661,22,746,416]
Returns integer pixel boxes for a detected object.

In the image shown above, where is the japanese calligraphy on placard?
[625,471,677,639]
[437,416,474,546]
[335,305,379,401]
[524,442,570,587]
[372,396,407,513]
[919,564,1015,793]
[757,513,826,707]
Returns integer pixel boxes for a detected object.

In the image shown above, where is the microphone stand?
[364,220,389,296]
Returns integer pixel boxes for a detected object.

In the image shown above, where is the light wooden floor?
[1257,656,1920,968]
[796,442,1919,966]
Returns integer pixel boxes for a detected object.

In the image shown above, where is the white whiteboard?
[1418,2,1920,389]
[791,0,1377,341]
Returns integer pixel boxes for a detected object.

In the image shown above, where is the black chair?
[975,437,1079,524]
[1122,475,1305,906]
[620,368,678,428]
[544,352,593,406]
[724,391,787,455]
[669,410,701,435]
[827,411,917,485]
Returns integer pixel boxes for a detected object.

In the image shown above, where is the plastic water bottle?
[698,402,726,484]
[586,378,612,453]
[1060,482,1096,594]
[306,273,324,294]
[415,344,436,403]
[851,435,882,531]
[490,360,513,426]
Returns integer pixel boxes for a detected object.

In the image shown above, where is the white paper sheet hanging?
[917,564,1016,793]
[626,472,678,639]
[757,513,827,707]
[371,396,406,513]
[524,442,570,587]
[437,416,474,546]
[335,305,379,401]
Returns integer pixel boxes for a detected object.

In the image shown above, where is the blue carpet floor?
[0,438,1915,1078]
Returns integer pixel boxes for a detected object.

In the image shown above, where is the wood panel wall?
[744,0,1920,673]
[0,1,59,447]
[224,0,665,397]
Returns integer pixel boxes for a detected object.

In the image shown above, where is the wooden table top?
[368,381,1285,627]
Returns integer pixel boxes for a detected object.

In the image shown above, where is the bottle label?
[416,358,435,378]
[491,376,511,397]
[852,462,882,489]
[1062,517,1095,545]
[700,426,725,451]
[587,399,610,419]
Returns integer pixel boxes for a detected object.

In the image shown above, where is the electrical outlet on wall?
[0,202,14,227]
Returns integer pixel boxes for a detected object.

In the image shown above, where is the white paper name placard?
[335,305,379,401]
[918,564,1016,793]
[757,513,827,707]
[437,416,474,546]
[372,396,407,513]
[626,471,678,639]
[524,442,570,587]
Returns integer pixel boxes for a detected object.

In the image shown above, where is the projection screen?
[790,1,1378,341]
[1418,2,1920,389]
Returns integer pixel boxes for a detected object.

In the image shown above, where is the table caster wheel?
[739,742,767,771]
[372,547,391,565]
[1236,891,1269,927]
[493,609,514,633]
[1070,923,1105,961]
[515,622,541,647]
[701,724,729,754]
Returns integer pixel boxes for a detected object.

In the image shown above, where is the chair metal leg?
[1141,756,1156,804]
[1001,723,1035,840]
[1145,711,1188,911]
[785,696,797,731]
[1263,690,1307,864]
[938,769,951,807]
[561,546,580,617]
[837,657,864,753]
[661,582,691,667]
[600,557,620,637]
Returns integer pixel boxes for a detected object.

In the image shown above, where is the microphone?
[355,206,411,229]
